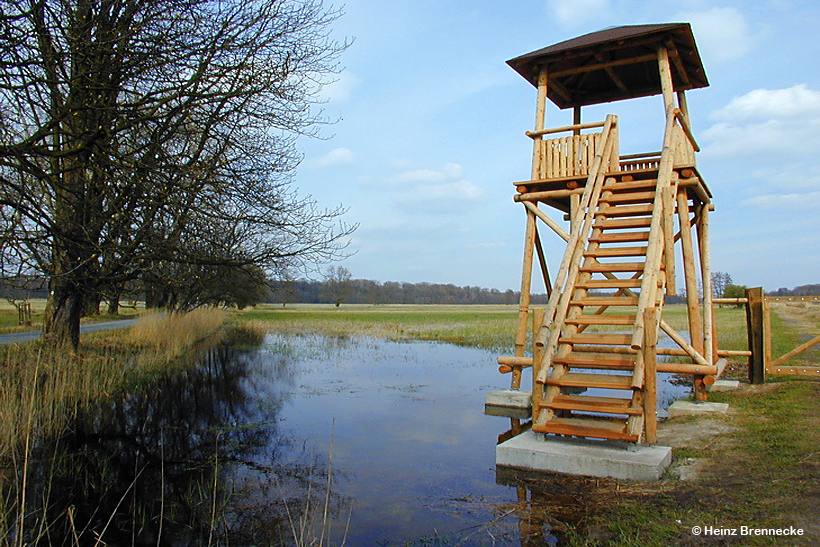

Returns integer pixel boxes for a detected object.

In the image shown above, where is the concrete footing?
[484,389,532,419]
[667,400,729,418]
[496,431,672,481]
[709,379,740,392]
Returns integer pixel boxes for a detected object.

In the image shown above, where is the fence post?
[746,287,766,384]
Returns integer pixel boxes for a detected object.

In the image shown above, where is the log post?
[532,307,545,420]
[514,66,550,381]
[746,287,766,384]
[644,307,658,444]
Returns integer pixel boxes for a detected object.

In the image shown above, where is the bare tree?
[324,265,352,307]
[711,272,733,299]
[0,0,352,347]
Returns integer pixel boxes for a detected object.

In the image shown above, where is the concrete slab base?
[484,389,532,419]
[709,379,740,392]
[496,431,672,481]
[667,400,729,418]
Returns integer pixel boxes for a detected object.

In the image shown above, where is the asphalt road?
[0,319,138,346]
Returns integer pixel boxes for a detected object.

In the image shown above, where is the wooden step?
[560,333,633,345]
[584,246,647,258]
[576,278,642,289]
[553,354,636,370]
[570,296,639,306]
[603,179,658,192]
[595,204,654,217]
[533,416,638,442]
[594,217,652,230]
[565,314,637,325]
[580,262,645,273]
[544,372,635,390]
[543,394,643,416]
[601,191,656,204]
[589,232,649,243]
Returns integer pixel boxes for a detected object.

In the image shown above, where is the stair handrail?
[533,114,618,383]
[629,105,678,350]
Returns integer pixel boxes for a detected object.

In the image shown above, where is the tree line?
[270,276,549,306]
[0,0,352,347]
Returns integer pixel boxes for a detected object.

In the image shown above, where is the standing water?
[7,332,690,545]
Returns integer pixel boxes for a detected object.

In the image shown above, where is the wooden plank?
[580,262,646,272]
[571,296,639,306]
[553,354,636,370]
[767,366,820,377]
[576,278,643,289]
[534,419,638,442]
[544,395,641,415]
[560,333,633,345]
[584,246,647,258]
[594,217,653,230]
[565,314,636,325]
[595,204,654,217]
[589,231,650,243]
[545,372,634,390]
[603,191,657,204]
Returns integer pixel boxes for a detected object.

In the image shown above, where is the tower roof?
[507,23,708,109]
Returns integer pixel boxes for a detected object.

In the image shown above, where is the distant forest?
[767,284,820,297]
[268,278,549,306]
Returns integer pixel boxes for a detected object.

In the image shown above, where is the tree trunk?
[43,279,83,349]
[107,295,120,316]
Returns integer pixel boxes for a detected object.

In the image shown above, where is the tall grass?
[128,308,228,361]
[0,308,228,459]
[0,308,231,542]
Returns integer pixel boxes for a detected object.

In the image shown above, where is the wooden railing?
[528,120,616,180]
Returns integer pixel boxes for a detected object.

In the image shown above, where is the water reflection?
[6,337,343,545]
[5,333,691,546]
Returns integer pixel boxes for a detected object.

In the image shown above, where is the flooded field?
[7,332,690,545]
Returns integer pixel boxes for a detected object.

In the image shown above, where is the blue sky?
[294,0,820,292]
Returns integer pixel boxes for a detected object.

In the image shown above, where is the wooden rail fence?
[731,287,820,382]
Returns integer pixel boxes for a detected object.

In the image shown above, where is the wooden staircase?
[532,170,671,442]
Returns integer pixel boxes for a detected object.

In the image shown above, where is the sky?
[293,0,820,292]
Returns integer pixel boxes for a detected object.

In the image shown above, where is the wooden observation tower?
[498,23,722,444]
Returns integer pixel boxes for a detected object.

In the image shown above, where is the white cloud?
[319,71,359,104]
[702,85,820,158]
[547,0,611,28]
[309,147,355,168]
[678,7,755,64]
[387,162,483,212]
[711,84,820,122]
[741,191,820,210]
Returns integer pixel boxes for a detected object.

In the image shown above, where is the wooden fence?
[716,287,820,383]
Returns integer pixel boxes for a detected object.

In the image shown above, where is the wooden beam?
[644,307,658,444]
[746,287,766,384]
[676,187,704,354]
[550,53,658,78]
[665,38,692,87]
[523,201,570,242]
[769,334,820,369]
[657,47,676,114]
[533,227,552,296]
